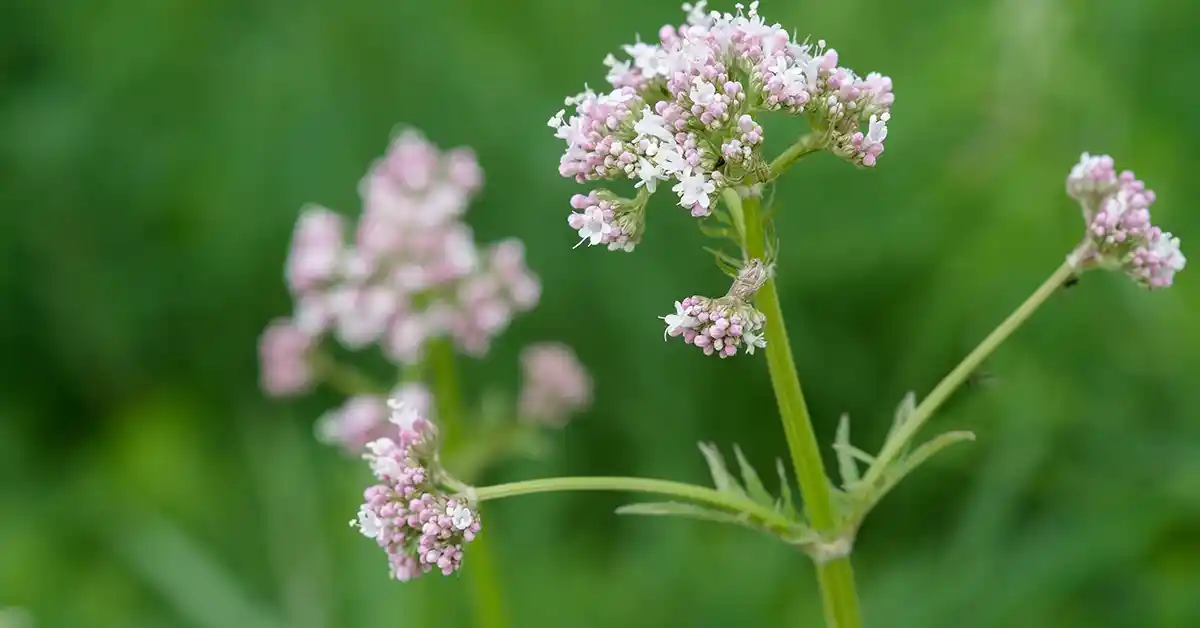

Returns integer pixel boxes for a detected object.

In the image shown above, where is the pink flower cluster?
[549,1,895,246]
[352,404,481,581]
[661,260,769,358]
[566,190,644,251]
[518,343,593,426]
[259,129,541,397]
[1066,153,1185,289]
[316,383,434,453]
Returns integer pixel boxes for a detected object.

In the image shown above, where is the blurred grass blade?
[112,514,284,628]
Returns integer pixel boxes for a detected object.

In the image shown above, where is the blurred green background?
[2,0,1198,626]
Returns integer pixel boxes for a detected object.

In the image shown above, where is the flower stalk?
[733,190,863,628]
[861,262,1075,489]
[427,338,509,628]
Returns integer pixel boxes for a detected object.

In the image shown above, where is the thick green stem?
[473,476,793,529]
[862,261,1075,488]
[733,190,862,628]
[426,339,507,628]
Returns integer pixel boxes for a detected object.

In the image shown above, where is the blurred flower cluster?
[258,128,596,580]
[550,1,894,251]
[261,129,540,402]
[1066,153,1185,288]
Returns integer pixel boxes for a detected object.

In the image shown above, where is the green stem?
[733,190,862,628]
[464,533,506,628]
[429,338,465,453]
[473,476,793,529]
[862,261,1075,488]
[426,338,507,628]
[765,133,827,182]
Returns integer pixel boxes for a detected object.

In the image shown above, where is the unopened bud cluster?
[661,260,769,357]
[549,1,894,251]
[1066,153,1185,289]
[352,402,481,581]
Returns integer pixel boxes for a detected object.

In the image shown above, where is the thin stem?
[473,476,793,529]
[765,133,827,182]
[736,191,862,628]
[862,261,1075,488]
[426,338,507,628]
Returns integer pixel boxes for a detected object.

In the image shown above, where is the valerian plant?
[262,3,1186,628]
[259,130,593,624]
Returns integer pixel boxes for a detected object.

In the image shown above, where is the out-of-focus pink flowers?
[550,1,895,250]
[259,128,542,397]
[352,403,480,581]
[518,343,593,426]
[1066,153,1185,289]
[316,383,434,453]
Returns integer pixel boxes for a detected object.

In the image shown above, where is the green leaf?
[775,458,797,517]
[834,413,861,490]
[732,445,774,507]
[697,442,746,498]
[702,247,743,278]
[616,501,752,527]
[697,221,739,242]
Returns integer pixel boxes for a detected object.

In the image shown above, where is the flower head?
[352,402,481,581]
[550,2,895,243]
[1065,153,1185,289]
[263,128,540,375]
[566,191,647,252]
[518,343,594,426]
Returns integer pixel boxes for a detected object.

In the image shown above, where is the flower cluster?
[1066,153,1185,289]
[549,1,894,249]
[352,402,481,581]
[662,260,769,357]
[259,129,541,397]
[518,343,594,426]
[317,383,435,453]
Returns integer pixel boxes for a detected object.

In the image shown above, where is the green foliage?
[3,0,1200,626]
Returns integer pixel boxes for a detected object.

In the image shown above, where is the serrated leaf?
[834,413,860,490]
[775,458,797,516]
[616,501,752,527]
[732,445,774,507]
[697,442,746,498]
